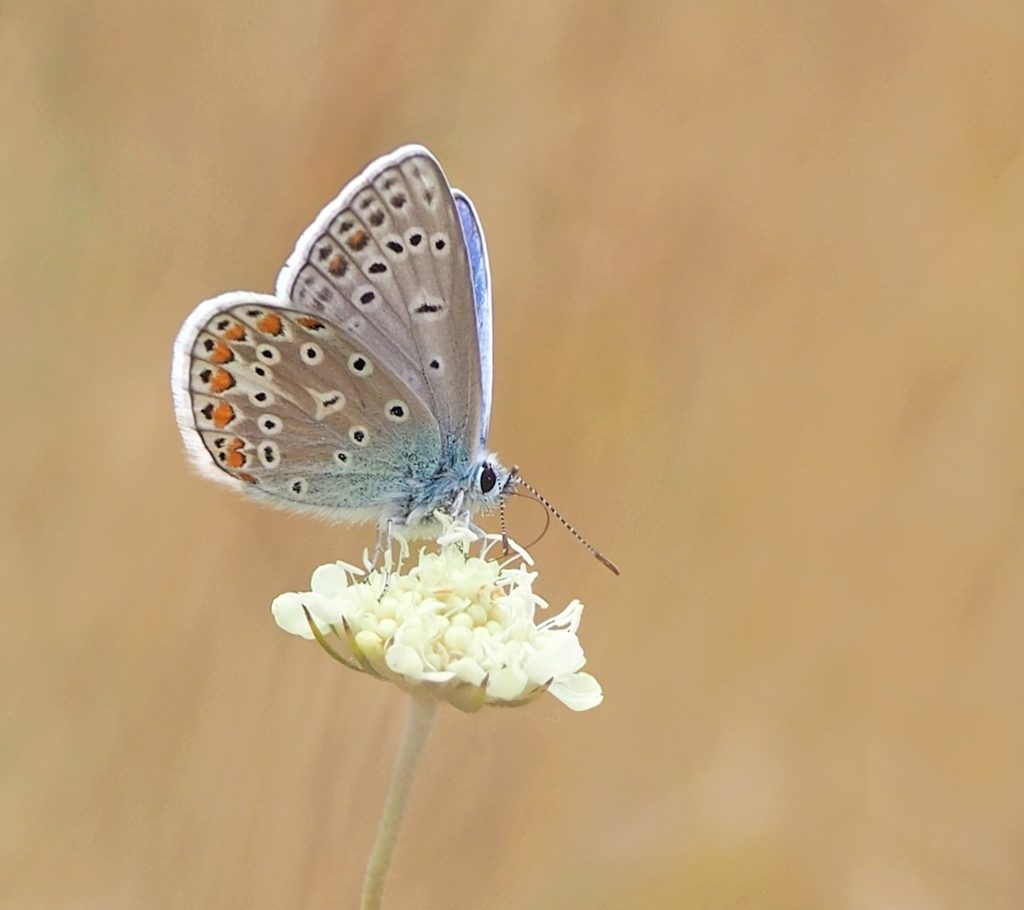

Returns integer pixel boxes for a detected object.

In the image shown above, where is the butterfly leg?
[371,519,397,594]
[372,520,393,568]
[449,489,467,518]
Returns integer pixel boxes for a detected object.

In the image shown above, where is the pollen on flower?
[270,514,603,712]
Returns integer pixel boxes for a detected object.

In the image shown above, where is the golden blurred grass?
[3,1,1024,907]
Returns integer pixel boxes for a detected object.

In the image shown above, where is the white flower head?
[271,514,603,712]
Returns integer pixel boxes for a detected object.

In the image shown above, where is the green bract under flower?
[272,517,603,712]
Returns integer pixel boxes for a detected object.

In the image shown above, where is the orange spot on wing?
[328,253,347,276]
[237,472,257,485]
[347,229,368,251]
[298,316,325,331]
[210,369,235,393]
[257,313,283,336]
[223,322,246,341]
[225,438,246,468]
[209,341,233,364]
[212,402,235,428]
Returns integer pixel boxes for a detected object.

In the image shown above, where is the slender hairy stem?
[360,696,437,910]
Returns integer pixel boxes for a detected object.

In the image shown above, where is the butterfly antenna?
[512,468,620,575]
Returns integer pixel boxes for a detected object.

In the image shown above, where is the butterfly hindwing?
[276,145,486,450]
[172,292,443,520]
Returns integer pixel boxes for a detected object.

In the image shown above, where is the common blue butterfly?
[171,146,514,533]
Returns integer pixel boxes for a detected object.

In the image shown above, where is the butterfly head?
[469,456,517,513]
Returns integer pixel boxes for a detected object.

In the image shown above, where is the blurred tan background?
[3,1,1024,907]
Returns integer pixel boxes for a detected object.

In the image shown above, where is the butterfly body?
[172,146,514,532]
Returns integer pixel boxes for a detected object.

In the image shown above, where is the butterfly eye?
[479,464,497,494]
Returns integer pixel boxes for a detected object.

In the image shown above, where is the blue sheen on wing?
[454,192,493,444]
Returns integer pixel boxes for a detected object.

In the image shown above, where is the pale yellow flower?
[272,515,602,712]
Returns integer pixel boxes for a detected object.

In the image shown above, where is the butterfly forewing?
[277,146,485,448]
[176,293,442,516]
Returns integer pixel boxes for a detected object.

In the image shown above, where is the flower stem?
[360,696,437,910]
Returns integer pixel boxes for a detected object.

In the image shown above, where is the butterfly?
[171,146,516,535]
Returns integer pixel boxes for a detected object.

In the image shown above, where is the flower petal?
[448,657,486,686]
[549,673,604,711]
[300,591,346,626]
[525,630,586,681]
[272,592,328,639]
[386,643,424,676]
[487,665,529,700]
[310,562,354,597]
